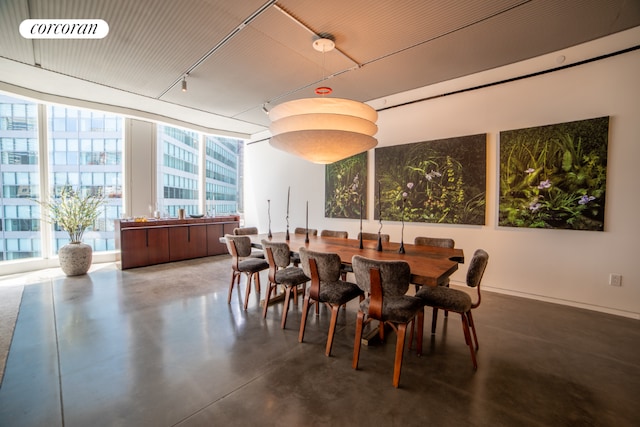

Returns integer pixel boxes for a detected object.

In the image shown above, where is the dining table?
[244,231,464,287]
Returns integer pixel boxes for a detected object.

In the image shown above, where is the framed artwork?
[499,116,609,231]
[374,134,486,225]
[325,151,367,219]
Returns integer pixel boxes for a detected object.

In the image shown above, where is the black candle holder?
[359,197,364,249]
[267,199,272,239]
[398,197,405,254]
[376,232,383,252]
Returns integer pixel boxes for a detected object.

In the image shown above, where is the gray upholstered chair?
[351,256,425,388]
[233,226,259,235]
[358,231,390,242]
[290,227,318,266]
[224,234,269,310]
[298,247,364,357]
[294,227,317,236]
[320,230,348,239]
[233,226,264,258]
[262,240,309,329]
[415,249,489,369]
[414,236,455,249]
[414,236,456,324]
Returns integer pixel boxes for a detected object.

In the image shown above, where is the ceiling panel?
[0,0,638,136]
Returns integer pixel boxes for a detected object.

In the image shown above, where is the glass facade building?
[1,92,243,265]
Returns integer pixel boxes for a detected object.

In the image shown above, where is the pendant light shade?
[269,97,378,164]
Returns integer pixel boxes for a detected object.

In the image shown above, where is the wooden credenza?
[115,216,239,269]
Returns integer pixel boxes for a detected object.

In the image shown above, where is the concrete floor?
[0,255,638,427]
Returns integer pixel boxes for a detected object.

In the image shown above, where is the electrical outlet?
[609,273,622,287]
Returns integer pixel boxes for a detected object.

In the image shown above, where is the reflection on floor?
[0,256,638,426]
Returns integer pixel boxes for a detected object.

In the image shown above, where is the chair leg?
[243,273,253,310]
[254,271,261,294]
[298,295,312,343]
[281,286,293,329]
[461,313,478,369]
[352,311,365,369]
[392,323,408,388]
[416,309,424,356]
[467,311,479,351]
[431,307,439,334]
[228,272,238,304]
[325,304,340,356]
[262,281,274,318]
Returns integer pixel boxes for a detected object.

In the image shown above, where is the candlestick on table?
[359,197,364,249]
[398,197,405,254]
[285,186,290,241]
[305,201,309,243]
[267,199,272,239]
[377,181,383,251]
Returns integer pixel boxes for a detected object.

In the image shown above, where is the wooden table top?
[248,232,464,287]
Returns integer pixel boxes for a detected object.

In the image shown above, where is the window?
[47,105,123,254]
[0,94,40,260]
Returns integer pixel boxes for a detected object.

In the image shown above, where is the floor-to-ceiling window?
[0,93,123,262]
[47,105,123,253]
[0,94,40,260]
[205,135,240,215]
[157,126,242,217]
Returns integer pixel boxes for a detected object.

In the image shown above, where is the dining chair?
[298,247,364,357]
[291,227,318,266]
[233,227,264,258]
[351,255,425,388]
[320,230,350,278]
[413,236,456,327]
[320,230,348,239]
[261,240,309,328]
[294,227,317,236]
[415,249,489,369]
[358,231,390,242]
[224,234,269,310]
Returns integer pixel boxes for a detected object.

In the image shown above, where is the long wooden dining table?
[245,232,464,287]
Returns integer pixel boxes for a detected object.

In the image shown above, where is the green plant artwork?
[499,116,609,231]
[374,134,486,225]
[325,152,367,219]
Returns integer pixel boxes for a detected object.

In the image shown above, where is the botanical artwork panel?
[325,151,367,219]
[499,116,609,231]
[374,134,486,225]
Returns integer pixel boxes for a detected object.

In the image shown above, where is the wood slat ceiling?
[1,0,639,136]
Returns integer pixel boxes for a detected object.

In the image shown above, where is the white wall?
[245,44,640,319]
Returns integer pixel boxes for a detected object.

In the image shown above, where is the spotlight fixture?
[181,76,187,92]
[262,104,269,115]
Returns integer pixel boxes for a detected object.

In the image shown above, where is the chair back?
[358,232,390,242]
[299,247,342,282]
[321,230,348,238]
[294,227,317,236]
[352,255,411,297]
[414,236,455,248]
[233,227,258,235]
[261,240,291,269]
[225,234,253,258]
[466,249,489,288]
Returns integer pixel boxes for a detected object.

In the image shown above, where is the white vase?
[58,242,93,276]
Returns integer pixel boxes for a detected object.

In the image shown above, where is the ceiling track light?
[261,104,269,115]
[181,76,187,92]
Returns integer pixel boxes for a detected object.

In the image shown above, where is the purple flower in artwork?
[402,192,408,198]
[525,168,535,174]
[407,182,414,190]
[538,179,551,189]
[578,195,596,205]
[529,202,542,212]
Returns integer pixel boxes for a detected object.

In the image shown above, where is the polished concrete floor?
[0,255,639,427]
